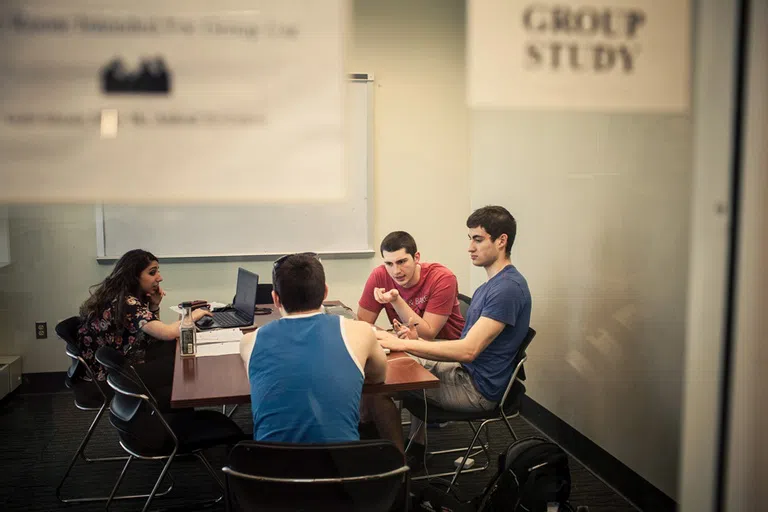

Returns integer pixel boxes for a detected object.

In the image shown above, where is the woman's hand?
[191,308,213,322]
[147,286,166,310]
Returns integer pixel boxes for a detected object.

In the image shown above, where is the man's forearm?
[391,297,419,323]
[402,338,474,363]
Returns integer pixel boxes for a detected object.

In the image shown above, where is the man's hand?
[393,317,419,340]
[373,287,400,304]
[147,286,166,309]
[375,329,408,352]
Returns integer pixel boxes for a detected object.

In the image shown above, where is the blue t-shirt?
[461,265,531,402]
[248,313,364,443]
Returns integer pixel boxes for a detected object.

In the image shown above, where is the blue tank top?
[248,312,364,443]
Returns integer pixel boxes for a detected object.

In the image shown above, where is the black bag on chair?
[477,437,572,512]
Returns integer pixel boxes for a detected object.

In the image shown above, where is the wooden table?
[171,303,440,409]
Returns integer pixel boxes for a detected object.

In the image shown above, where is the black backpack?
[477,437,572,512]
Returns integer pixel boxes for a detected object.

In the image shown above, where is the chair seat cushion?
[171,410,248,452]
[111,408,247,457]
[404,380,525,423]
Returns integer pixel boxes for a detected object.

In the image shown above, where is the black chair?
[56,316,154,504]
[256,283,274,305]
[222,439,410,512]
[96,346,247,511]
[403,327,537,491]
[457,293,472,319]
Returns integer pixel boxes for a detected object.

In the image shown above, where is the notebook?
[198,268,259,329]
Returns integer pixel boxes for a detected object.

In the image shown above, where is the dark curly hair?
[80,249,158,326]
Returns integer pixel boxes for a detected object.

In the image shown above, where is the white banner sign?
[0,0,348,203]
[468,0,690,112]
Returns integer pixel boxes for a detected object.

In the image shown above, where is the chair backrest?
[96,346,159,403]
[514,326,535,377]
[222,440,409,512]
[95,345,129,375]
[256,283,274,305]
[56,316,81,344]
[57,316,83,378]
[104,362,178,457]
[457,293,472,319]
[56,316,101,389]
[499,327,536,410]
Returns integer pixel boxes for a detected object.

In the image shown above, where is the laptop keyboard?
[213,312,247,327]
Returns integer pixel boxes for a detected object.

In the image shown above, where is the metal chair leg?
[106,455,133,510]
[195,451,224,490]
[57,403,175,504]
[466,421,493,463]
[56,404,106,502]
[501,412,518,441]
[404,420,426,454]
[142,451,177,512]
[412,419,497,483]
[57,404,130,503]
[448,420,489,491]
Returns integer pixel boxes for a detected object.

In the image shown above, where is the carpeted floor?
[0,390,637,511]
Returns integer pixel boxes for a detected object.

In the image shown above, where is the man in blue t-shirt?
[375,206,531,461]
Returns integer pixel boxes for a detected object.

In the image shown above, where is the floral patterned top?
[77,295,159,381]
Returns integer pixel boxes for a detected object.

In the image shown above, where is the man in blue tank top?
[374,206,531,463]
[239,253,388,443]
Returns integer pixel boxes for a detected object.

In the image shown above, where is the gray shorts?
[405,355,497,413]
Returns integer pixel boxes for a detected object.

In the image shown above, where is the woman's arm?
[141,309,212,341]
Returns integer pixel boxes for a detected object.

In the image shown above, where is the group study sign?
[522,4,647,73]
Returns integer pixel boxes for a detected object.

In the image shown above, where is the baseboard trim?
[18,371,69,394]
[521,395,677,512]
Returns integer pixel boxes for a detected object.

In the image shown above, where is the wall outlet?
[35,321,47,339]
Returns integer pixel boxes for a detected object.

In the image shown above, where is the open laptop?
[200,268,259,329]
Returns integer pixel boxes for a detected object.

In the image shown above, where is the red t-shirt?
[358,262,465,340]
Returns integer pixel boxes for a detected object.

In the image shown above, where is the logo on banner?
[101,57,172,94]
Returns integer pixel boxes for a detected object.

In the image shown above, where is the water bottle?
[180,301,196,356]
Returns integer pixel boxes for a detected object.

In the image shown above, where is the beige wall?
[0,0,471,372]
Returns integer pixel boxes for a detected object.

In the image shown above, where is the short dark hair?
[466,206,517,257]
[380,231,417,258]
[272,254,326,313]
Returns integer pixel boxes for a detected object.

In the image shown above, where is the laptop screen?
[233,268,259,320]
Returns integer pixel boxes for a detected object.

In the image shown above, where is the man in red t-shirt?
[357,231,465,340]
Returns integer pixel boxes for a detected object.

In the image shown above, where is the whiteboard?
[96,74,374,262]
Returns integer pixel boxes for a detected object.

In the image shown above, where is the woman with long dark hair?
[78,249,210,403]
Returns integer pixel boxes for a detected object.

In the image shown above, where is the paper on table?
[196,341,241,358]
[197,328,243,344]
